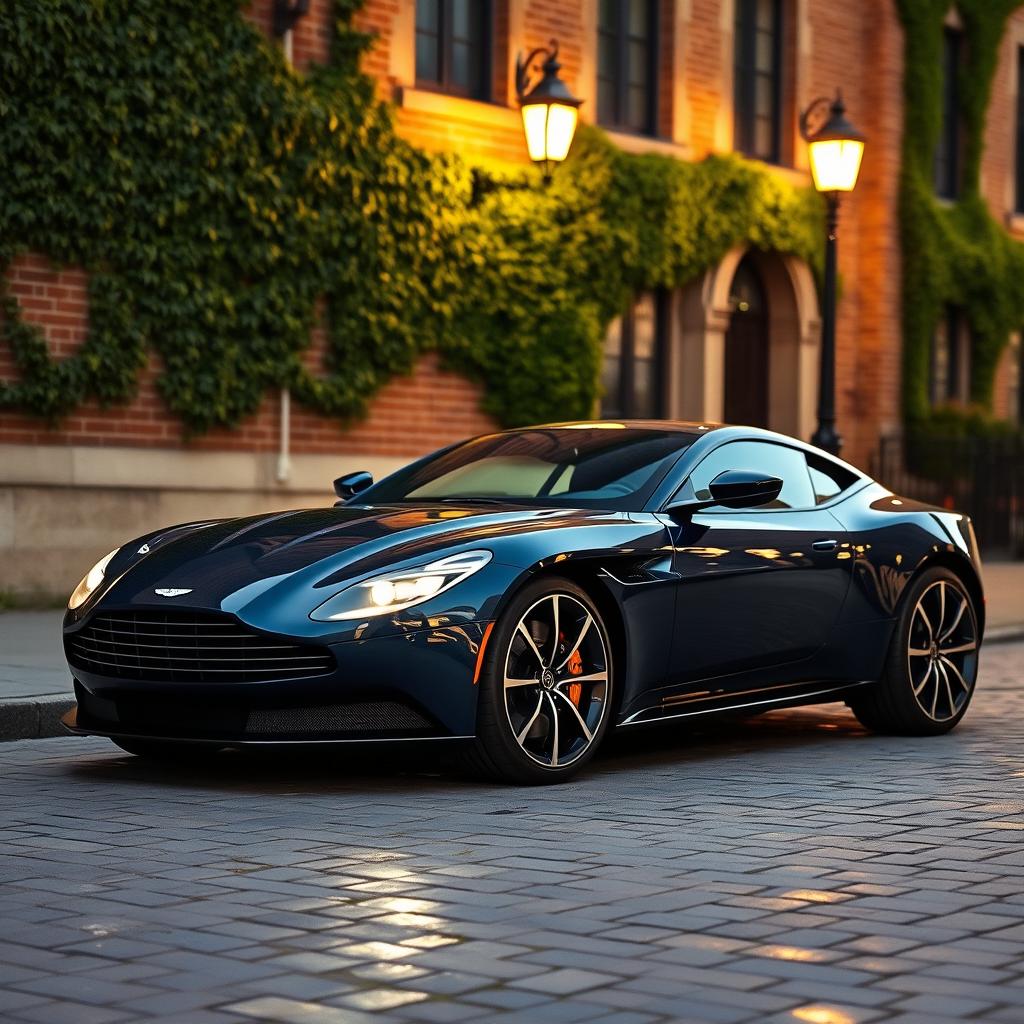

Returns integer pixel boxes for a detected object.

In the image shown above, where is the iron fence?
[873,434,1024,559]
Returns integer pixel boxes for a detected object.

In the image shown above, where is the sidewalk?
[0,609,71,739]
[1,562,1021,739]
[979,560,1024,636]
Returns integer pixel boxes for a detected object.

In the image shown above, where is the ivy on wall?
[896,0,1024,439]
[0,0,823,435]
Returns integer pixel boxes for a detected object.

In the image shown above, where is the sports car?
[61,421,985,783]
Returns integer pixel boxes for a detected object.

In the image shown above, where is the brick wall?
[0,253,89,372]
[684,0,724,158]
[8,0,1023,479]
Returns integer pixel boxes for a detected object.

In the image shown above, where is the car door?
[660,440,853,687]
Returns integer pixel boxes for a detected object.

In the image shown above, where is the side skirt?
[618,679,875,728]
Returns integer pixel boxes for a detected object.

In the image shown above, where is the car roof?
[505,420,870,481]
[506,419,721,436]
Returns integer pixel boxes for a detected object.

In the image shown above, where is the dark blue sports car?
[62,422,984,783]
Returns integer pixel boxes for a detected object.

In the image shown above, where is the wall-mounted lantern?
[273,0,310,39]
[515,40,584,182]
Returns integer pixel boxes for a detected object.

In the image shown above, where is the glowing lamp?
[802,93,866,193]
[516,40,583,180]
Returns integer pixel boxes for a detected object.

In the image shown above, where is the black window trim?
[600,290,669,420]
[733,0,785,165]
[934,24,963,201]
[930,305,971,406]
[660,438,867,514]
[415,0,495,102]
[597,0,661,137]
[1015,45,1024,214]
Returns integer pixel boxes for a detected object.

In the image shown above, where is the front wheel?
[461,578,614,784]
[849,567,980,736]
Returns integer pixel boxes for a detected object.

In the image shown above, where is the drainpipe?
[276,15,298,484]
[272,2,310,484]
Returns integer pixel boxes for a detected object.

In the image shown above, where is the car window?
[680,440,816,511]
[806,451,860,505]
[361,427,696,511]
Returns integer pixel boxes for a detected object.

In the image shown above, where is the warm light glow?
[68,548,118,610]
[521,102,578,164]
[783,889,849,903]
[754,945,829,963]
[792,1007,857,1024]
[808,137,864,192]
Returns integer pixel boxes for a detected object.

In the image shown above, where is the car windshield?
[358,426,695,511]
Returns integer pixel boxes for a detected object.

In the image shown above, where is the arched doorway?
[723,255,769,427]
[672,246,820,438]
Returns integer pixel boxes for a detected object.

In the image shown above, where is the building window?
[600,292,666,418]
[1016,47,1024,213]
[597,0,659,136]
[930,307,971,406]
[934,26,963,200]
[734,0,783,163]
[1008,332,1023,424]
[415,0,492,100]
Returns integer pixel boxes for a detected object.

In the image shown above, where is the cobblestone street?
[1,642,1022,1024]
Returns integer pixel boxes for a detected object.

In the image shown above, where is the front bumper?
[65,621,487,744]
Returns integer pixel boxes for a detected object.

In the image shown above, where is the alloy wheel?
[502,593,609,768]
[907,579,978,723]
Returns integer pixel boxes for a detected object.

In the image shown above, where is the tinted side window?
[684,440,815,511]
[806,452,860,505]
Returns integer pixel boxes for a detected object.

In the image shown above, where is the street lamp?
[516,40,583,181]
[800,91,865,456]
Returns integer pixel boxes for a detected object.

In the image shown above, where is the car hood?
[90,502,616,613]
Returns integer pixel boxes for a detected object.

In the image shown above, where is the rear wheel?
[461,578,614,784]
[849,567,979,735]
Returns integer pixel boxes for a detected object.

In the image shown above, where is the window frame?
[596,0,661,137]
[930,306,972,406]
[934,25,963,201]
[599,290,669,420]
[661,439,866,515]
[1016,45,1024,214]
[415,0,494,102]
[733,0,784,164]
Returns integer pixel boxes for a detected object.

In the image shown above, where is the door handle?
[812,539,838,551]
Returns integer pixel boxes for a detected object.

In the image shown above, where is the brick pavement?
[0,642,1023,1023]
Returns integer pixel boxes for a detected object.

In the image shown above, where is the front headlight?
[310,550,492,622]
[68,549,119,610]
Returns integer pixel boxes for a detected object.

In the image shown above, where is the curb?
[0,695,75,742]
[985,626,1024,646]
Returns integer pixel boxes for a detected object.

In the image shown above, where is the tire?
[460,577,615,784]
[111,738,219,760]
[848,566,980,736]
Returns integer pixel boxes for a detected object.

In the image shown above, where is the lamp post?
[516,40,583,182]
[800,91,865,457]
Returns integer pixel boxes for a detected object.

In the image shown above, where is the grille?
[66,611,335,683]
[244,702,432,735]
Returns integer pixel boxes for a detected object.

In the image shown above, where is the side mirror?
[666,469,783,514]
[708,469,783,509]
[334,471,373,501]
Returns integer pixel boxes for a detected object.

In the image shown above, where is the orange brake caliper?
[566,647,583,706]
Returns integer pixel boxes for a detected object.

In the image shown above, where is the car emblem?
[154,588,192,598]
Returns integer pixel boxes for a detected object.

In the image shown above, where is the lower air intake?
[244,701,433,736]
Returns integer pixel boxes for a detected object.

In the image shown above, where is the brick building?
[3,0,1024,594]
